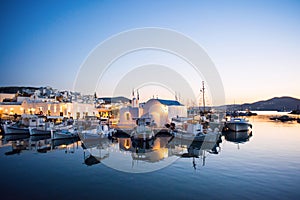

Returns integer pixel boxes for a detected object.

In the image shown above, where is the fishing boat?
[51,129,78,140]
[168,117,221,143]
[3,114,45,134]
[29,122,55,136]
[129,117,155,140]
[29,116,71,136]
[78,124,116,140]
[173,131,221,143]
[130,124,154,140]
[3,124,30,134]
[224,118,252,132]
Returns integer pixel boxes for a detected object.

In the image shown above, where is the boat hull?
[3,125,29,134]
[225,122,250,132]
[52,130,78,140]
[173,131,221,143]
[29,128,51,136]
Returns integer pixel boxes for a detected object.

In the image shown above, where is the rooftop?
[156,99,182,106]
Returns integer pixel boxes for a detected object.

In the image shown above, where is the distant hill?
[226,96,300,111]
[100,96,131,104]
[0,86,39,94]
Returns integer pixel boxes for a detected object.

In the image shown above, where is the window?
[126,113,130,121]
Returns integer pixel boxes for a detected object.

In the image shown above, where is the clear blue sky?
[1,0,299,104]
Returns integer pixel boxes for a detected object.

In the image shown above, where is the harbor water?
[0,113,299,200]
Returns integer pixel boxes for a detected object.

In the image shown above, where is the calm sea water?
[1,112,299,200]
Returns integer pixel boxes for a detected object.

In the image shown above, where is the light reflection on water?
[0,116,300,199]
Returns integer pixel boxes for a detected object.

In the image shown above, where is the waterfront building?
[0,92,98,119]
[119,93,187,128]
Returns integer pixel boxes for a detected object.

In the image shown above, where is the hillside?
[226,96,300,111]
[0,86,39,94]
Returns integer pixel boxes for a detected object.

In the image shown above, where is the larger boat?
[224,118,252,132]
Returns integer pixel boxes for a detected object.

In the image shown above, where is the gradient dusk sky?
[0,0,299,104]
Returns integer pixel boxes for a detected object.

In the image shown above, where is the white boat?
[51,129,78,140]
[173,131,221,143]
[29,122,55,136]
[3,114,45,134]
[224,118,252,132]
[130,124,155,140]
[129,117,156,140]
[3,124,30,134]
[78,124,116,140]
[169,117,221,143]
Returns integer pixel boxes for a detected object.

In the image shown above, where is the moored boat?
[78,124,116,140]
[130,124,154,140]
[168,117,221,143]
[270,115,295,122]
[29,123,54,135]
[3,124,30,134]
[3,114,45,135]
[173,130,221,143]
[224,118,252,132]
[51,129,78,140]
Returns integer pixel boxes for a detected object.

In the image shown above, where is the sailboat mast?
[202,81,205,113]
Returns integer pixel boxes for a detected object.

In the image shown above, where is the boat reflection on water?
[223,131,252,143]
[4,133,30,142]
[1,131,236,171]
[223,130,253,149]
[30,134,51,142]
[123,136,173,163]
[171,137,221,169]
[1,133,80,155]
[82,133,222,171]
[82,137,111,166]
[3,134,30,155]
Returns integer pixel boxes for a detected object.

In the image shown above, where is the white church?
[119,91,187,128]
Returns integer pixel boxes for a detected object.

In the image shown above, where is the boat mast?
[201,81,206,113]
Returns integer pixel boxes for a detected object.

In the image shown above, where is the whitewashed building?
[0,98,98,119]
[119,98,187,128]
